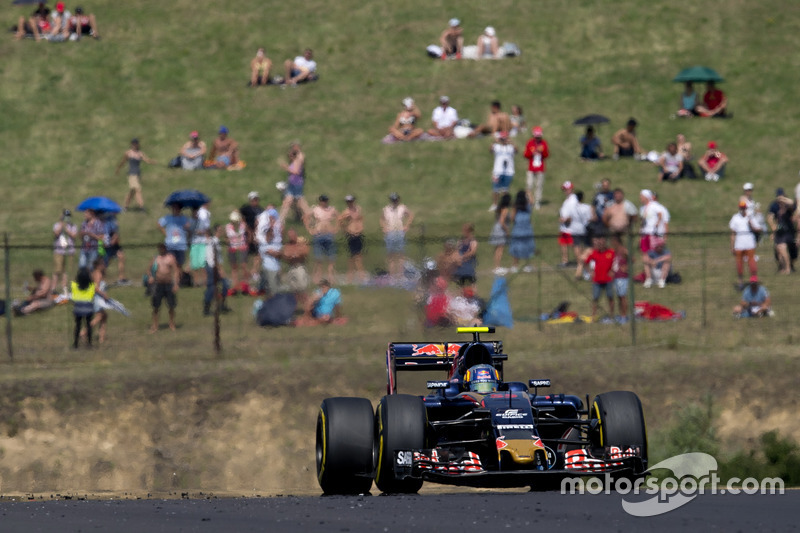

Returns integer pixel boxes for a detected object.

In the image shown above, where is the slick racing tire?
[316,397,375,495]
[590,391,648,471]
[374,394,427,494]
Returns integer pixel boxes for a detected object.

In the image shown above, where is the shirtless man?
[281,228,311,306]
[339,195,367,284]
[439,18,463,58]
[208,126,239,169]
[305,195,339,283]
[602,188,639,238]
[469,101,511,138]
[148,243,180,333]
[611,118,643,159]
[15,270,54,316]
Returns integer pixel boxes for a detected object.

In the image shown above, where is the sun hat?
[484,26,495,36]
[247,191,259,200]
[229,210,241,223]
[402,97,414,109]
[743,182,754,191]
[449,18,460,27]
[640,189,654,200]
[439,95,450,104]
[345,195,355,202]
[561,181,573,191]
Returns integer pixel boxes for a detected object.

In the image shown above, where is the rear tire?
[316,397,375,495]
[374,394,427,494]
[590,391,648,470]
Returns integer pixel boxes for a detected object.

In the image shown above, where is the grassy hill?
[1,0,800,494]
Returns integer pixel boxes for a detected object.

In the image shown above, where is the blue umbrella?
[77,196,122,213]
[164,189,210,209]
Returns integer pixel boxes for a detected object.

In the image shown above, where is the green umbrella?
[673,66,724,83]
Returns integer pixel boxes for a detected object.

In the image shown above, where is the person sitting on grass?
[733,276,772,318]
[642,238,672,289]
[388,97,424,141]
[698,141,728,182]
[611,118,643,159]
[580,126,605,160]
[297,279,344,326]
[208,126,240,169]
[283,48,318,86]
[469,100,511,138]
[476,26,499,59]
[14,4,51,41]
[697,81,727,117]
[249,47,273,86]
[64,6,100,40]
[427,96,459,139]
[13,270,54,316]
[179,131,207,171]
[656,142,684,182]
[677,82,699,117]
[440,18,464,59]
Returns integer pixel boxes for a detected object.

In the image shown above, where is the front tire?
[316,397,375,495]
[374,394,427,494]
[590,391,648,471]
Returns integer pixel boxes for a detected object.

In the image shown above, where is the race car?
[316,327,647,494]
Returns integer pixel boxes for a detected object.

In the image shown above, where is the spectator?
[283,48,318,86]
[65,6,100,40]
[639,189,669,265]
[730,200,760,288]
[427,96,459,139]
[611,118,643,159]
[558,181,579,266]
[677,82,699,117]
[448,285,485,326]
[103,213,129,285]
[14,270,54,316]
[509,105,525,138]
[249,47,273,87]
[115,138,156,212]
[476,26,499,59]
[381,193,414,280]
[158,204,191,270]
[279,142,310,224]
[657,142,684,182]
[524,126,549,210]
[70,268,94,348]
[469,100,511,138]
[208,126,240,169]
[643,238,672,288]
[437,240,461,281]
[602,188,639,238]
[14,5,51,41]
[439,18,464,58]
[281,228,311,307]
[148,243,180,333]
[676,134,697,179]
[225,210,248,294]
[572,190,593,279]
[339,195,367,284]
[89,258,109,344]
[489,193,512,275]
[304,279,343,324]
[767,188,798,275]
[78,209,105,269]
[488,131,516,210]
[189,203,212,286]
[697,81,727,117]
[256,204,282,295]
[580,126,605,160]
[49,2,71,40]
[425,276,452,327]
[179,131,207,171]
[509,189,535,273]
[612,234,630,323]
[592,178,614,227]
[585,235,615,322]
[699,141,728,182]
[305,194,339,284]
[388,97,424,142]
[453,223,478,286]
[203,225,231,316]
[240,191,264,283]
[52,208,78,294]
[740,182,766,239]
[733,276,772,318]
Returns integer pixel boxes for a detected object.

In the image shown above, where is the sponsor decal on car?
[411,343,446,356]
[497,408,525,419]
[497,424,535,430]
[496,437,508,450]
[396,450,413,466]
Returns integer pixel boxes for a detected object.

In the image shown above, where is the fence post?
[213,243,221,356]
[701,239,707,328]
[627,231,636,347]
[536,253,543,332]
[4,233,12,361]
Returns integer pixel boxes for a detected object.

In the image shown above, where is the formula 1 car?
[316,327,647,494]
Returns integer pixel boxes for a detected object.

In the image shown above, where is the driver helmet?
[465,364,500,394]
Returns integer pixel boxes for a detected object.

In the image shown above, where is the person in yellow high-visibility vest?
[71,268,95,349]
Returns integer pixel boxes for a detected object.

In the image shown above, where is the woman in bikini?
[249,47,273,86]
[388,98,424,141]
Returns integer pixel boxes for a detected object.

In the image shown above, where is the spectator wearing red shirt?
[585,236,616,322]
[524,126,549,210]
[699,141,728,181]
[697,81,727,117]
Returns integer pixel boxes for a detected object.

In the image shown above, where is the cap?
[402,97,414,109]
[484,26,495,36]
[63,208,71,216]
[743,182,754,191]
[190,131,199,139]
[229,210,242,223]
[344,195,355,202]
[247,191,259,200]
[532,126,543,137]
[56,2,64,12]
[449,18,460,27]
[131,138,139,144]
[738,200,748,209]
[389,192,400,201]
[319,194,329,202]
[776,187,785,197]
[561,181,573,191]
[749,275,759,283]
[219,126,229,134]
[640,189,654,200]
[75,6,83,14]
[707,141,717,149]
[439,95,449,104]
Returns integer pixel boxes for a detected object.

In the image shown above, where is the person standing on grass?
[89,258,109,344]
[225,210,249,294]
[508,190,535,274]
[115,138,156,212]
[279,142,310,224]
[381,193,414,281]
[612,234,630,323]
[585,235,615,323]
[730,200,759,289]
[71,268,95,349]
[305,195,339,284]
[339,195,367,284]
[489,193,512,275]
[488,131,516,211]
[148,243,180,333]
[158,204,191,271]
[524,126,549,210]
[79,209,105,270]
[52,208,78,294]
[240,191,264,284]
[103,213,129,285]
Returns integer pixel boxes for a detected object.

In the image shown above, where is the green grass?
[1,0,800,493]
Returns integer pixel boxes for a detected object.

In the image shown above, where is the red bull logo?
[446,343,462,355]
[412,343,446,356]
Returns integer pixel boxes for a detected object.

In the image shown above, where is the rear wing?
[386,328,506,394]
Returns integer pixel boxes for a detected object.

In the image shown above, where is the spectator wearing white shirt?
[284,49,318,86]
[639,189,670,263]
[558,181,579,266]
[730,200,759,288]
[427,96,459,139]
[657,142,684,182]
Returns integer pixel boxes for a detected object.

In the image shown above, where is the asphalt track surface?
[0,490,796,532]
